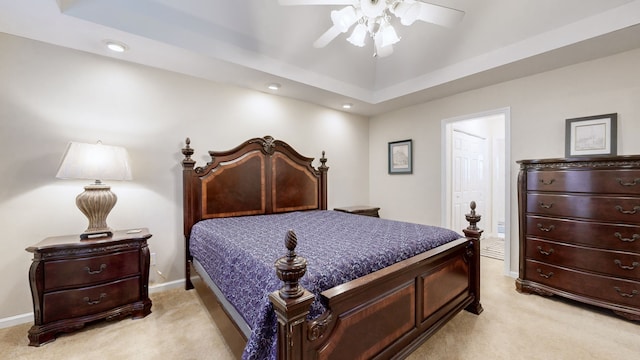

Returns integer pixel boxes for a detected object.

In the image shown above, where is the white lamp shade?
[56,142,133,181]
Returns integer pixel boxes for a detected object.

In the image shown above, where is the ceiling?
[2,0,640,116]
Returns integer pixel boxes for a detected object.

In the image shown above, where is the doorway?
[441,108,510,275]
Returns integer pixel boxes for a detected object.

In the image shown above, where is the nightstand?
[334,205,380,217]
[26,228,153,346]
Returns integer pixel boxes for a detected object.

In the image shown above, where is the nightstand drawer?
[44,250,140,291]
[43,277,140,323]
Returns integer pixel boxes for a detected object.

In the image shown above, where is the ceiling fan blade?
[278,0,354,5]
[416,2,465,27]
[313,26,342,48]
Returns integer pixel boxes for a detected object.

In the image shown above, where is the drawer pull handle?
[536,269,554,279]
[614,232,640,243]
[614,287,639,298]
[539,179,555,185]
[616,178,640,187]
[84,264,107,275]
[83,293,107,305]
[537,246,554,256]
[537,224,555,232]
[615,205,640,215]
[614,260,640,270]
[539,202,553,209]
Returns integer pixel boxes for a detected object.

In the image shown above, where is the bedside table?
[334,205,380,217]
[26,228,153,346]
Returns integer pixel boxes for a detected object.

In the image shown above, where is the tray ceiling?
[2,0,640,115]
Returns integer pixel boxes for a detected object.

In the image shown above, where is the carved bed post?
[269,230,314,360]
[318,151,328,210]
[463,201,484,315]
[182,138,196,290]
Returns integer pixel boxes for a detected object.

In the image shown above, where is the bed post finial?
[465,201,481,231]
[182,137,195,169]
[319,151,328,170]
[274,230,308,299]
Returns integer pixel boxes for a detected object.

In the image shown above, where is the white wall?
[369,47,640,274]
[0,33,369,319]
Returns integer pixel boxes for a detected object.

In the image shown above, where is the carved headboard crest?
[248,135,277,155]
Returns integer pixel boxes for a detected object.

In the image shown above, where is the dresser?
[516,156,640,321]
[26,229,153,346]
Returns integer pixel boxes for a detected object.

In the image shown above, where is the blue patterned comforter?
[189,210,462,359]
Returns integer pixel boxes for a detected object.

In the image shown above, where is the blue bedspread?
[189,210,462,359]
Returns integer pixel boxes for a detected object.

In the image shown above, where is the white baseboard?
[149,279,184,293]
[0,279,186,329]
[0,313,32,329]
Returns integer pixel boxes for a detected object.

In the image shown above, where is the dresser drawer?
[525,260,640,308]
[44,250,140,291]
[42,277,140,323]
[527,193,640,223]
[527,169,640,194]
[525,215,640,252]
[526,238,640,280]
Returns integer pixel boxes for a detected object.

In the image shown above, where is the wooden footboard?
[270,205,483,360]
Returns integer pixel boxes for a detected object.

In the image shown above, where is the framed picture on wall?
[565,113,617,157]
[388,139,412,174]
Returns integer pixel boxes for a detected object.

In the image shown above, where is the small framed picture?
[565,113,617,157]
[388,139,412,174]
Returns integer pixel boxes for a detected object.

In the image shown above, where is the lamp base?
[76,182,117,240]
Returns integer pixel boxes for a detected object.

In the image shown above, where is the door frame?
[441,107,512,276]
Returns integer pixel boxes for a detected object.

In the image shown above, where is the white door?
[451,130,487,233]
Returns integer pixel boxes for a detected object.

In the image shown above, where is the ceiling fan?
[278,0,465,57]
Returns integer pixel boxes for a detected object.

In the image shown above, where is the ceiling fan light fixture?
[393,1,421,26]
[331,6,358,32]
[379,22,400,47]
[374,32,394,58]
[347,23,368,47]
[284,0,464,57]
[360,0,387,18]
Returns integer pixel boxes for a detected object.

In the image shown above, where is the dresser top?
[26,228,151,253]
[517,155,640,167]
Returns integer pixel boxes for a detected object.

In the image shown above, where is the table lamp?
[56,141,132,239]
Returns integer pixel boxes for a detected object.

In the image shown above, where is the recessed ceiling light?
[342,103,353,109]
[267,83,281,91]
[104,40,128,53]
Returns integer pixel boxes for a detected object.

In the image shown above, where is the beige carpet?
[3,258,640,359]
[480,236,505,260]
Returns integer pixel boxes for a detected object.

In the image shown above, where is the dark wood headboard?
[181,136,328,289]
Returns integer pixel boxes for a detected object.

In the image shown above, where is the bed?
[181,136,483,360]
